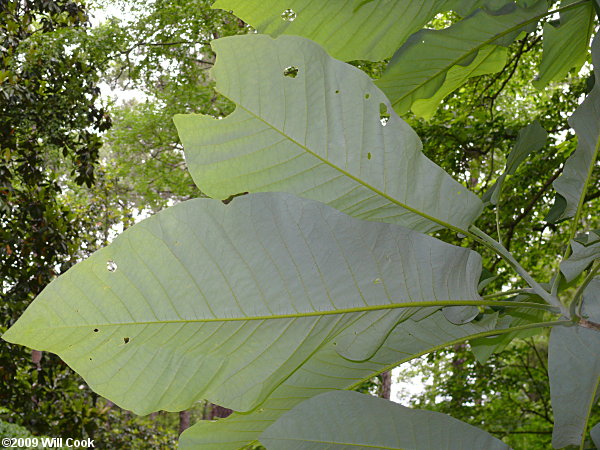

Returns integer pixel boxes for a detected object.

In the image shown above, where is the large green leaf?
[2,193,483,415]
[560,231,600,282]
[211,0,478,62]
[260,390,509,449]
[376,1,547,116]
[174,34,482,234]
[534,0,595,89]
[549,278,600,448]
[179,311,547,449]
[547,33,600,223]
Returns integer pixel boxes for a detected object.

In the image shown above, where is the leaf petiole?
[469,225,566,314]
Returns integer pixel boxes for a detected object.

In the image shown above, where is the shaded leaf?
[411,45,508,119]
[547,33,600,223]
[174,34,482,234]
[2,193,482,415]
[560,231,600,282]
[478,268,499,292]
[574,229,600,245]
[376,1,547,116]
[260,390,510,449]
[534,0,594,89]
[549,278,600,448]
[504,120,549,174]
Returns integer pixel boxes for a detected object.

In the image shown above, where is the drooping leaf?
[470,302,547,363]
[376,1,547,116]
[211,0,483,62]
[443,304,480,324]
[575,229,600,245]
[411,45,509,119]
[534,0,595,89]
[483,120,548,205]
[547,33,600,223]
[478,268,499,292]
[329,305,439,362]
[549,278,600,448]
[259,390,510,449]
[2,193,483,415]
[174,34,482,234]
[179,311,513,449]
[470,313,511,363]
[560,231,600,282]
[503,120,548,175]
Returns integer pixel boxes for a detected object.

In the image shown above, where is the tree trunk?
[31,350,42,370]
[379,370,392,400]
[209,404,233,420]
[179,410,191,435]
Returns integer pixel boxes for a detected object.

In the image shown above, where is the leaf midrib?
[30,300,554,329]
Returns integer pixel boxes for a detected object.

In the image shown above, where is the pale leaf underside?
[260,390,510,449]
[174,34,482,234]
[3,193,482,415]
[549,278,600,448]
[547,33,600,222]
[179,310,510,449]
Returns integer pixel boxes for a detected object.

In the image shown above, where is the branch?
[584,189,600,203]
[474,34,540,114]
[504,166,563,251]
[487,38,530,113]
[579,318,600,332]
[101,39,211,68]
[516,352,552,422]
[141,41,204,47]
[527,338,547,375]
[478,147,496,194]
